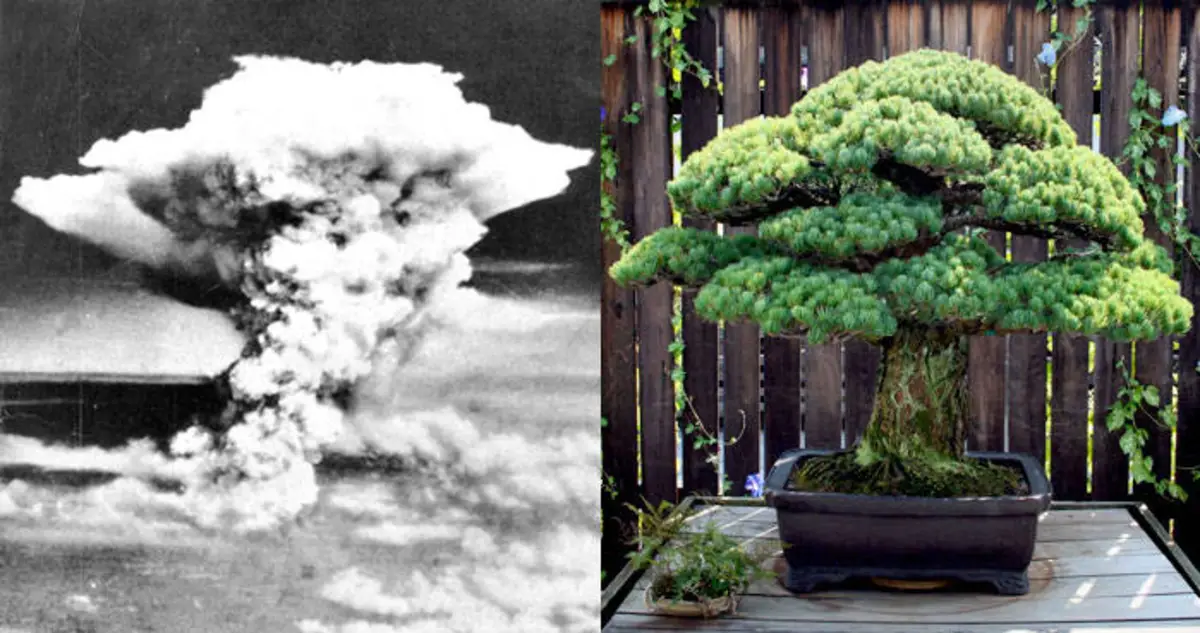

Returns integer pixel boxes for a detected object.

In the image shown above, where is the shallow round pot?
[643,586,737,618]
[764,448,1052,596]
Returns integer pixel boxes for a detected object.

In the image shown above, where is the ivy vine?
[602,0,743,497]
[1040,0,1200,503]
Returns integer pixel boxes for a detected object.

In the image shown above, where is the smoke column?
[10,55,592,531]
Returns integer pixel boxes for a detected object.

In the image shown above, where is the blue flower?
[601,106,608,123]
[1163,105,1188,127]
[1036,42,1056,67]
[745,473,765,498]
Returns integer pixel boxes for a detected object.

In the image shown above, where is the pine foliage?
[610,49,1192,344]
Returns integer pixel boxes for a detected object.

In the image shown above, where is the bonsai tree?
[611,49,1193,496]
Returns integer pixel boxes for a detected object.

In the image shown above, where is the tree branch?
[870,156,946,196]
[712,182,841,225]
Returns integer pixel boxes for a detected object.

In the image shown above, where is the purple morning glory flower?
[745,473,765,498]
[1163,105,1187,127]
[1036,42,1056,67]
[601,106,607,123]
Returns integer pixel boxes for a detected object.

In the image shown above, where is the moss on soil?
[788,450,1028,498]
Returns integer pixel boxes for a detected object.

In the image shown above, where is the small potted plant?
[611,49,1193,595]
[627,501,777,618]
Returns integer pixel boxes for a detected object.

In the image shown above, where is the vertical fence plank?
[930,0,971,55]
[841,1,886,447]
[721,6,763,492]
[1136,0,1181,521]
[1092,0,1140,501]
[1048,2,1095,501]
[1007,0,1050,464]
[888,0,927,56]
[843,0,886,66]
[679,6,722,497]
[967,0,1010,453]
[1177,1,1200,555]
[802,0,847,450]
[629,12,678,507]
[761,2,805,468]
[600,5,640,583]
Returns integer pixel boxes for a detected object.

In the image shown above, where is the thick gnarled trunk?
[861,327,970,461]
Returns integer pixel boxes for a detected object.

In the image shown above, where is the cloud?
[11,56,592,274]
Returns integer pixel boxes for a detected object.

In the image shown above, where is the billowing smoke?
[9,55,592,530]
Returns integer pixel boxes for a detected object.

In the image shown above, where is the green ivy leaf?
[1119,429,1142,454]
[1106,408,1128,431]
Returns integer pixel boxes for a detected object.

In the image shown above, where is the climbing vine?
[633,0,714,100]
[1040,0,1200,502]
[600,112,630,249]
[601,0,746,497]
[1107,361,1190,501]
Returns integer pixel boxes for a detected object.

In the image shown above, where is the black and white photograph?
[0,2,599,631]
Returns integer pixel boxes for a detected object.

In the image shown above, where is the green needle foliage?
[610,49,1194,495]
[615,49,1192,346]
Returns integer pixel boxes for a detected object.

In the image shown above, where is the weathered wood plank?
[1037,508,1139,525]
[611,502,1200,631]
[887,0,926,56]
[929,0,970,54]
[1037,522,1154,543]
[631,554,1187,598]
[967,0,1010,453]
[606,615,1200,632]
[1092,0,1140,502]
[1007,0,1050,465]
[1176,0,1200,559]
[721,6,764,492]
[1135,0,1182,524]
[760,3,805,470]
[1048,2,1095,502]
[802,0,846,451]
[600,4,642,581]
[679,5,722,498]
[628,10,678,507]
[1033,536,1162,558]
[842,0,885,67]
[619,590,1200,624]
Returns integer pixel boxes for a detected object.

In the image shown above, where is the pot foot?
[780,562,1031,596]
[988,571,1030,596]
[782,566,851,594]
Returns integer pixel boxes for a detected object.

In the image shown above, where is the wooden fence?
[600,0,1200,579]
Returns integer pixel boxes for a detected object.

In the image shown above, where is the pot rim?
[764,448,1052,517]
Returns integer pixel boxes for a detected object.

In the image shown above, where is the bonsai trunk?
[860,326,969,461]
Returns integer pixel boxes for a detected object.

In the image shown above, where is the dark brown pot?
[763,448,1052,595]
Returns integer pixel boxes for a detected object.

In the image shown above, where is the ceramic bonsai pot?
[763,448,1052,596]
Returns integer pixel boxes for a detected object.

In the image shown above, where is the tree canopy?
[611,49,1192,344]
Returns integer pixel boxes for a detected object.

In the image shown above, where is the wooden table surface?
[603,501,1200,632]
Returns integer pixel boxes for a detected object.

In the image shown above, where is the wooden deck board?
[606,504,1200,632]
[605,616,1200,632]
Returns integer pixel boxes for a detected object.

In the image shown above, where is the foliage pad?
[615,49,1191,344]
